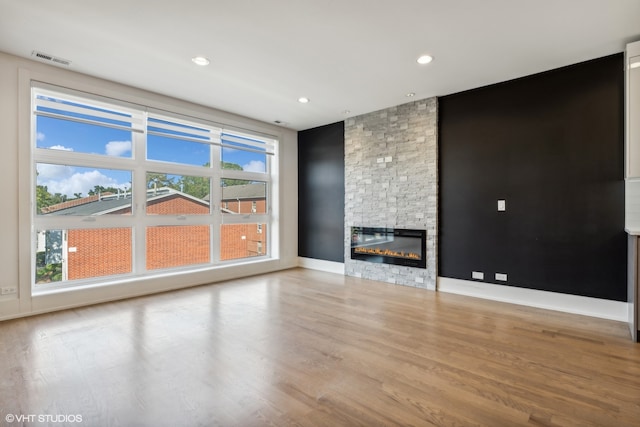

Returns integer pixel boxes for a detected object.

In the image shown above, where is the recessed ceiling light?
[406,92,415,97]
[631,61,640,69]
[191,56,210,66]
[343,110,351,115]
[298,97,310,104]
[417,55,433,65]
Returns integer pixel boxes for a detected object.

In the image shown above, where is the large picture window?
[32,84,276,291]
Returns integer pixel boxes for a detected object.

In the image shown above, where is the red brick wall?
[222,199,266,214]
[147,195,209,215]
[64,197,266,280]
[220,223,266,261]
[67,228,132,280]
[146,225,210,270]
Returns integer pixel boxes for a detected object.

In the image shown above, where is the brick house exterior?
[219,183,267,261]
[66,228,132,280]
[220,223,266,261]
[39,184,266,282]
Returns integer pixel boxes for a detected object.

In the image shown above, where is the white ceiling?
[1,0,639,131]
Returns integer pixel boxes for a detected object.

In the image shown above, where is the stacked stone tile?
[344,98,437,290]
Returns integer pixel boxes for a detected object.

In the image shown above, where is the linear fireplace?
[350,227,426,269]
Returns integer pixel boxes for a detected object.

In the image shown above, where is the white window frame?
[30,83,277,292]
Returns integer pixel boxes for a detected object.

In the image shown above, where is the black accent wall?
[298,122,345,262]
[439,54,626,301]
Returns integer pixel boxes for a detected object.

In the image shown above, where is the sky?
[36,114,267,198]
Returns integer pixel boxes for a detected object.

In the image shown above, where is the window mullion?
[35,149,137,170]
[211,142,222,263]
[132,115,148,276]
[220,214,269,225]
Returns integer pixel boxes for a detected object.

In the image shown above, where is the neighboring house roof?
[220,183,266,200]
[43,187,209,216]
[46,195,133,216]
[43,183,266,216]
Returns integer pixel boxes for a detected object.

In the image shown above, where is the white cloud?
[37,163,75,180]
[36,132,46,142]
[40,169,128,197]
[242,160,265,173]
[105,140,131,157]
[49,145,74,151]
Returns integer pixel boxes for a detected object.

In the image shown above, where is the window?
[146,117,212,166]
[145,173,210,215]
[146,225,210,270]
[220,223,267,261]
[32,84,276,291]
[35,228,133,283]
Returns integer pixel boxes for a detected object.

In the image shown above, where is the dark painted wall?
[298,122,345,262]
[439,54,626,301]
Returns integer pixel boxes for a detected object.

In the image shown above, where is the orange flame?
[354,247,420,259]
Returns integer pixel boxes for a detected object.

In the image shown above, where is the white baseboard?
[298,257,345,275]
[437,277,628,322]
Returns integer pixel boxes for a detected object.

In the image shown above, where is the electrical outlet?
[472,271,484,280]
[1,286,17,295]
[495,273,508,281]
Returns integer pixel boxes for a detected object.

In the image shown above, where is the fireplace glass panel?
[350,227,426,268]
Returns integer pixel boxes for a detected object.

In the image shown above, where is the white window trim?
[30,82,278,293]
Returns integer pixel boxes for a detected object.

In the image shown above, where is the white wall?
[0,51,298,320]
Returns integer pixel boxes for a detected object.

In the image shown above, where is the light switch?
[498,199,506,211]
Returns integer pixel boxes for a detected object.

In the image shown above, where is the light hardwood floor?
[1,268,639,426]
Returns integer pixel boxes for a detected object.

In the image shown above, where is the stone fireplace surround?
[344,98,437,290]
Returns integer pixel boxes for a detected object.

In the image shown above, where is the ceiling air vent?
[31,51,71,67]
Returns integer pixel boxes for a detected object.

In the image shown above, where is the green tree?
[36,185,52,212]
[36,185,67,213]
[88,185,125,196]
[142,162,247,200]
[221,178,251,187]
[36,262,63,283]
[221,161,242,171]
[178,175,210,199]
[220,162,247,186]
[146,173,175,190]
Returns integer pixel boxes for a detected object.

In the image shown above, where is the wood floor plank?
[1,268,639,426]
